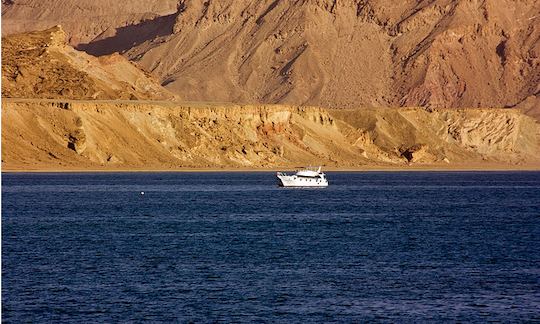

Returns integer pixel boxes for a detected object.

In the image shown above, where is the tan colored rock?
[124,0,538,111]
[2,99,539,171]
[1,27,179,101]
[1,0,178,45]
[4,1,538,111]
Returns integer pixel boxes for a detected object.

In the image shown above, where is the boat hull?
[277,174,328,187]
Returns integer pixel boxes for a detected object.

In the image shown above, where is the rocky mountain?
[2,1,540,171]
[3,1,539,113]
[1,26,178,100]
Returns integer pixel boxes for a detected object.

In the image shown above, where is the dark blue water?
[2,172,540,322]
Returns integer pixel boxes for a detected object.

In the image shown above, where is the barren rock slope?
[125,0,539,112]
[1,26,178,100]
[4,0,538,112]
[3,99,539,171]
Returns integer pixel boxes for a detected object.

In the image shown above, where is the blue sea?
[2,172,540,322]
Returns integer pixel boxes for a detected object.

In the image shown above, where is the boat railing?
[296,166,322,172]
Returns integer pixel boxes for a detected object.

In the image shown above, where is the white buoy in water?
[140,191,145,195]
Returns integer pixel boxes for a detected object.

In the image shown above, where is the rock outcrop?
[1,26,179,100]
[1,0,178,45]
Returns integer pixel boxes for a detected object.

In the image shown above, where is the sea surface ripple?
[2,172,540,322]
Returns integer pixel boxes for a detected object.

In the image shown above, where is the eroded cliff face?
[3,99,539,170]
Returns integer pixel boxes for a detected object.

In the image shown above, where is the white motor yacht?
[276,166,328,187]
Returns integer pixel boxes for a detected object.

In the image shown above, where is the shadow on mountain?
[77,13,176,56]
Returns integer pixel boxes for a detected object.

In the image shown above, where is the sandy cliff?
[3,99,539,171]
